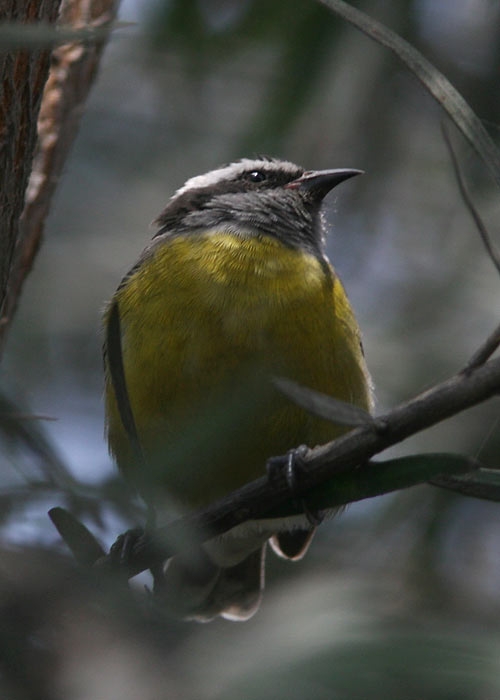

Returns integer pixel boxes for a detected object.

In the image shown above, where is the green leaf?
[431,468,500,502]
[273,376,373,427]
[48,507,106,567]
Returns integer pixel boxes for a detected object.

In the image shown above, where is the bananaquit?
[103,157,372,621]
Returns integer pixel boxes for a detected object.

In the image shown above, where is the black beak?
[285,168,363,201]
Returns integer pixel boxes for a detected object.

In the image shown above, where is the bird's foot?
[266,445,324,526]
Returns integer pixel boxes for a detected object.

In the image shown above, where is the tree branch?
[0,0,62,329]
[462,323,500,374]
[0,0,120,354]
[49,354,500,578]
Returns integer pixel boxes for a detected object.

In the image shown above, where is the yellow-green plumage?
[104,231,371,507]
[103,158,372,621]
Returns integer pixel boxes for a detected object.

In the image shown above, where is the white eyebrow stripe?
[173,158,301,198]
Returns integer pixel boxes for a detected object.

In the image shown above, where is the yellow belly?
[104,231,371,507]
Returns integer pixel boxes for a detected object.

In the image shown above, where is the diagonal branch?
[463,322,500,374]
[59,353,500,579]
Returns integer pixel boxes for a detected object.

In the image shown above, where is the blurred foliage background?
[1,0,500,697]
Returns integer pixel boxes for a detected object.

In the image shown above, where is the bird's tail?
[159,545,266,622]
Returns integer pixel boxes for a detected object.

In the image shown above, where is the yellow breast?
[104,231,371,506]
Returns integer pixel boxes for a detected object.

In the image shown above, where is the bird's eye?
[247,170,266,183]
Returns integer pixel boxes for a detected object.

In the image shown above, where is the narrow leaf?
[274,376,373,427]
[318,0,500,188]
[49,506,106,566]
[431,468,500,502]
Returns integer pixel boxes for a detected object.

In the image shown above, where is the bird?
[103,157,372,621]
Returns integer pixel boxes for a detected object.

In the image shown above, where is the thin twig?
[441,122,500,276]
[439,122,500,373]
[462,322,500,374]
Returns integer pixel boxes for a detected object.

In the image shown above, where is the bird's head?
[154,157,362,255]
